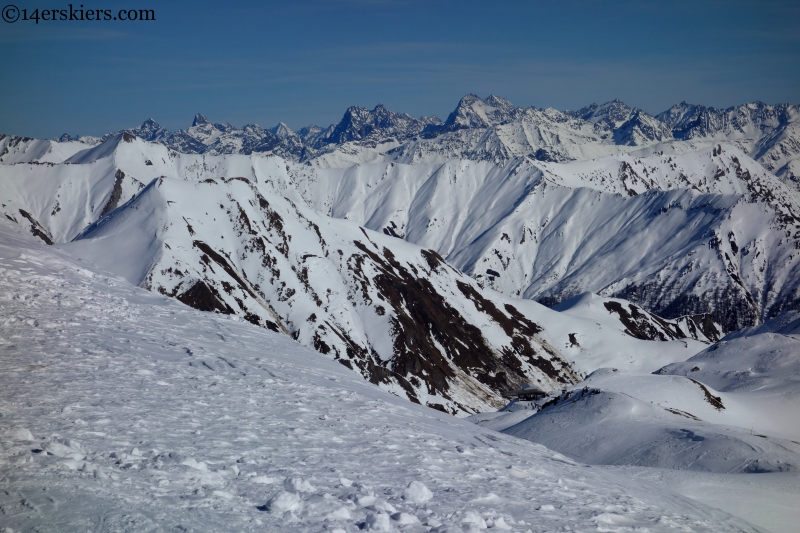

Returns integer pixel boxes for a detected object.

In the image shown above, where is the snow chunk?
[491,516,513,530]
[283,476,315,492]
[402,480,432,502]
[391,512,420,525]
[462,510,487,528]
[325,506,352,520]
[8,428,34,441]
[364,512,391,531]
[44,440,84,458]
[266,491,303,514]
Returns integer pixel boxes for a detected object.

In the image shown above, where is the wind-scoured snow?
[0,220,763,533]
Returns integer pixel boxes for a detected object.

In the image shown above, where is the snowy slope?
[656,313,800,396]
[292,146,800,331]
[554,293,723,343]
[471,364,800,472]
[496,384,800,473]
[0,135,705,415]
[1,220,765,533]
[470,311,800,474]
[0,134,99,165]
[655,312,800,437]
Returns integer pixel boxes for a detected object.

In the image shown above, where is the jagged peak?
[444,94,520,130]
[55,133,78,142]
[457,93,482,104]
[484,94,513,106]
[269,122,295,138]
[192,114,210,127]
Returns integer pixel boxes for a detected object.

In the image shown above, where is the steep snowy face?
[269,122,294,139]
[73,175,587,415]
[441,94,520,131]
[294,146,800,331]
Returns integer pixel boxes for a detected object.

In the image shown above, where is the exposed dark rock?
[17,209,53,245]
[177,280,234,314]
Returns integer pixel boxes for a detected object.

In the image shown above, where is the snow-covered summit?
[320,104,442,145]
[441,94,519,131]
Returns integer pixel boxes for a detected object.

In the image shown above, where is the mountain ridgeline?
[12,94,796,192]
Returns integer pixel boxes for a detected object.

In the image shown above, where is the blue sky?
[1,0,798,138]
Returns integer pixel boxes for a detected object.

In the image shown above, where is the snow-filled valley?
[2,96,800,532]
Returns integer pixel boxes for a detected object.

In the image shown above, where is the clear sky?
[1,0,798,138]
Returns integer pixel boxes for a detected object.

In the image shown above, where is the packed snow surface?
[0,221,763,532]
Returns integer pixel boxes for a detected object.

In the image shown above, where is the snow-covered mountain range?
[6,94,796,190]
[6,130,797,332]
[2,95,798,409]
[2,134,721,415]
[293,146,800,331]
[2,129,798,408]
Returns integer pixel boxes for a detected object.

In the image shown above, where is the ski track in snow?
[0,223,762,532]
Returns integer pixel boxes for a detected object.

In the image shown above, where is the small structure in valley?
[501,383,548,402]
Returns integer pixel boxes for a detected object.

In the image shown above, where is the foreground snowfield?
[0,221,767,532]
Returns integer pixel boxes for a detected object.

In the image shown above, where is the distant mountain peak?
[444,93,520,130]
[192,114,210,127]
[269,122,295,139]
